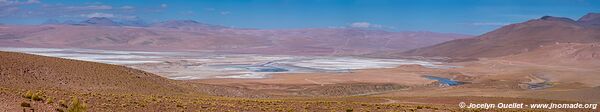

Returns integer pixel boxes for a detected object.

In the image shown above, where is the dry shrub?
[67,97,87,112]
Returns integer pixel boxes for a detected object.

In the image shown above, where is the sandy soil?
[197,58,600,104]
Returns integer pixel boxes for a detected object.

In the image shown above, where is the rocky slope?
[499,42,600,67]
[0,51,471,112]
[0,51,188,95]
[402,13,600,59]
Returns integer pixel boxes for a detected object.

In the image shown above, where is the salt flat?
[0,47,457,80]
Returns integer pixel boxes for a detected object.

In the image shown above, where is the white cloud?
[0,7,19,17]
[79,12,140,20]
[0,0,40,6]
[0,0,40,17]
[87,5,112,9]
[471,22,510,26]
[350,22,382,28]
[119,15,138,20]
[25,0,39,4]
[160,4,167,8]
[81,12,114,18]
[66,5,112,10]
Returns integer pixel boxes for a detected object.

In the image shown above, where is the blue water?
[220,63,290,73]
[251,67,289,72]
[422,75,462,86]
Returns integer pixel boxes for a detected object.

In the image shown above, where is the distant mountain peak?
[154,20,203,26]
[577,13,600,27]
[88,17,111,20]
[151,20,228,30]
[119,19,149,27]
[539,16,576,23]
[578,13,600,22]
[403,13,600,59]
[79,17,120,26]
[171,20,200,23]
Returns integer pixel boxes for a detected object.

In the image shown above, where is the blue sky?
[0,0,598,34]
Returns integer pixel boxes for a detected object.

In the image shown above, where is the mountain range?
[0,18,470,55]
[3,13,598,60]
[401,13,600,63]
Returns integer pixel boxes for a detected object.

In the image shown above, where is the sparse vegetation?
[47,97,54,104]
[59,100,68,108]
[23,90,33,99]
[67,97,87,112]
[32,91,44,101]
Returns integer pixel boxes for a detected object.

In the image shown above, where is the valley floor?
[195,57,600,110]
[1,50,599,111]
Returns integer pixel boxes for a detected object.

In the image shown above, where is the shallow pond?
[422,75,462,86]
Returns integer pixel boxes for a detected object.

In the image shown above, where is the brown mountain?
[0,25,271,51]
[578,13,600,27]
[0,51,277,111]
[0,18,470,55]
[402,13,600,59]
[499,42,600,67]
[76,17,122,26]
[228,28,470,55]
[0,51,188,95]
[0,51,271,98]
[150,20,229,31]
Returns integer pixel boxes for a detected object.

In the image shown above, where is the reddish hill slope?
[0,51,268,97]
[0,18,470,55]
[0,51,188,95]
[0,51,428,112]
[500,42,600,67]
[403,13,600,59]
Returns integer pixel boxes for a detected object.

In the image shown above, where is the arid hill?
[0,18,470,55]
[0,51,269,97]
[0,51,186,95]
[578,12,600,27]
[402,13,600,59]
[499,42,600,67]
[0,51,503,112]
